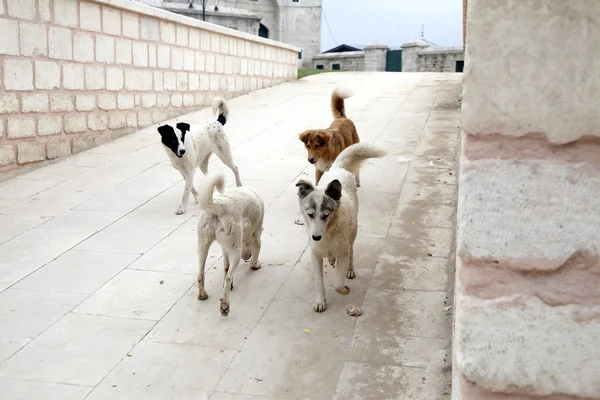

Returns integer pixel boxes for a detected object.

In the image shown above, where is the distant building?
[313,38,464,73]
[134,0,321,67]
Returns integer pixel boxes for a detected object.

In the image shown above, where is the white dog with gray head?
[157,97,242,215]
[195,172,264,317]
[296,143,386,312]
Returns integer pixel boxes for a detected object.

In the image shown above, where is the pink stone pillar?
[455,1,600,399]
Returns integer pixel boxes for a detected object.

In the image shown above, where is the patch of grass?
[297,69,340,79]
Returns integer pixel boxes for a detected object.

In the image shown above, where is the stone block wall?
[418,49,463,73]
[312,52,365,71]
[0,0,299,173]
[456,1,600,399]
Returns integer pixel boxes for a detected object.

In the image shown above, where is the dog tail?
[197,173,226,214]
[331,143,386,176]
[331,86,353,119]
[212,96,229,126]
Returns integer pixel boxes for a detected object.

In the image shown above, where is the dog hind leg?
[197,226,214,300]
[335,253,351,295]
[218,223,242,316]
[215,147,242,187]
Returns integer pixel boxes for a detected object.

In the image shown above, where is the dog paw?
[294,219,305,226]
[328,258,336,266]
[197,291,209,300]
[219,299,230,316]
[250,263,261,270]
[175,208,185,215]
[335,286,351,295]
[313,301,327,313]
[346,270,356,279]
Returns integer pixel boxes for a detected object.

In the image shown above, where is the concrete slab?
[0,72,462,398]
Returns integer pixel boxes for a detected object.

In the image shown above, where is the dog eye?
[307,213,315,219]
[321,213,330,220]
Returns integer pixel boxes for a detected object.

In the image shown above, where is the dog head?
[295,179,342,242]
[299,130,331,164]
[157,122,190,158]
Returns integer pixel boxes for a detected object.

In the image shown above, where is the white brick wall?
[35,61,60,90]
[74,33,95,62]
[7,0,35,20]
[49,27,72,60]
[80,2,102,32]
[22,94,49,113]
[38,116,62,136]
[5,60,33,90]
[103,7,121,35]
[0,0,299,172]
[0,20,19,55]
[107,67,124,91]
[76,94,96,112]
[54,0,78,28]
[20,23,47,56]
[8,118,36,139]
[63,64,85,90]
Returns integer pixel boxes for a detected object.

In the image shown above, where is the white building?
[136,0,322,67]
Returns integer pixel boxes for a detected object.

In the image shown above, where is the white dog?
[296,143,385,312]
[195,172,264,317]
[157,97,242,215]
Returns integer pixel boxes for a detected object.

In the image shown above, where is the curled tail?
[331,86,353,119]
[331,143,386,176]
[197,173,225,214]
[212,97,230,125]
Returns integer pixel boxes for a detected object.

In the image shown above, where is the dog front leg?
[177,172,195,215]
[335,253,351,295]
[311,251,326,312]
[315,169,324,185]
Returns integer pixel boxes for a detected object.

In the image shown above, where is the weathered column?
[456,1,600,399]
[363,44,388,71]
[400,40,428,72]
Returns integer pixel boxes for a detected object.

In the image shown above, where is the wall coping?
[421,46,464,55]
[313,51,365,60]
[91,0,301,52]
[159,4,263,21]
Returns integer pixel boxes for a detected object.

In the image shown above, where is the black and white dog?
[158,97,242,215]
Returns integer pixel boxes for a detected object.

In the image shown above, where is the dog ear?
[157,124,173,137]
[295,179,314,199]
[298,131,309,144]
[176,122,190,133]
[325,179,342,202]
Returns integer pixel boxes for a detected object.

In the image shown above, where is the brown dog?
[299,87,360,186]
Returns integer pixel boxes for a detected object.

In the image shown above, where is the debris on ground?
[443,306,452,311]
[347,304,362,316]
[303,328,311,334]
[397,156,412,163]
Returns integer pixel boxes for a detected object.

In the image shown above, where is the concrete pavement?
[0,72,461,399]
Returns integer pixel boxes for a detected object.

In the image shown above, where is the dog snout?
[308,156,316,164]
[312,235,322,241]
[178,149,186,156]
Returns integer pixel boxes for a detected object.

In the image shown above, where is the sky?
[320,0,463,51]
